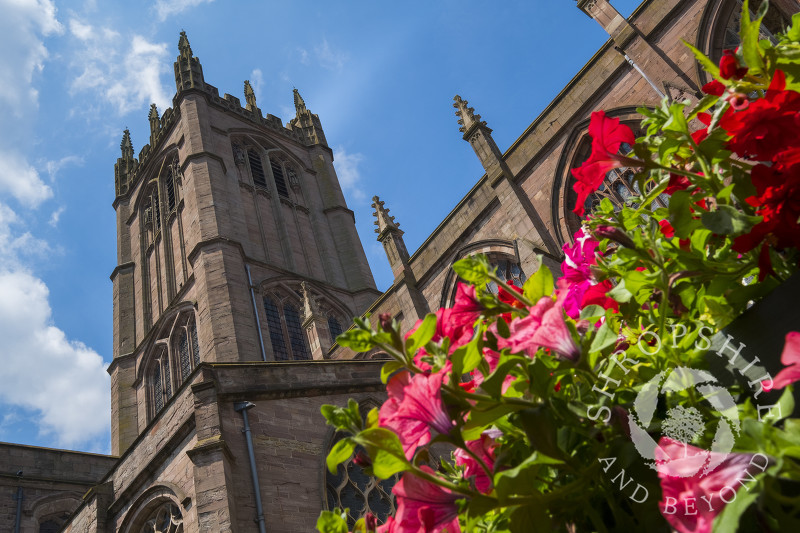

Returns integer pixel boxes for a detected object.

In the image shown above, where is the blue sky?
[0,0,642,453]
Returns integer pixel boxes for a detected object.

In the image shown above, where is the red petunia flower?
[762,332,800,392]
[720,70,800,161]
[719,49,748,80]
[658,219,675,238]
[571,111,636,215]
[701,79,725,96]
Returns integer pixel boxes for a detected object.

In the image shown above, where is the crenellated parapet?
[115,32,330,201]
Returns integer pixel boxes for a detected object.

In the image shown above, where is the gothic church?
[0,1,796,531]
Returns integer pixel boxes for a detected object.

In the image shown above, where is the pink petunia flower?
[558,229,601,318]
[499,297,580,361]
[762,331,800,391]
[454,435,496,494]
[379,370,455,460]
[392,466,462,533]
[656,437,761,533]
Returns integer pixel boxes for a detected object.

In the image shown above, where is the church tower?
[109,32,380,457]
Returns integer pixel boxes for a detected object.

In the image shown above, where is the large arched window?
[262,293,311,361]
[149,346,172,415]
[144,309,200,420]
[140,502,183,533]
[324,400,396,528]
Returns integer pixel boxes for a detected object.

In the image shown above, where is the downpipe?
[13,471,23,533]
[246,264,268,362]
[234,401,267,533]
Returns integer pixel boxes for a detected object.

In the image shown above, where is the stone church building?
[0,0,796,531]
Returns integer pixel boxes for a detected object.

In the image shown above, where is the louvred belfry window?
[248,149,268,189]
[270,158,290,197]
[150,347,171,414]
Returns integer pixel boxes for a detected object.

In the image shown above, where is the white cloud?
[45,154,83,182]
[69,21,170,115]
[154,0,215,21]
[314,39,347,71]
[48,206,65,227]
[0,150,53,208]
[297,47,310,65]
[0,203,50,267]
[250,68,264,101]
[0,0,63,114]
[333,147,365,202]
[0,268,109,448]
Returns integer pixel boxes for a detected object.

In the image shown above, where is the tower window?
[150,348,171,415]
[328,316,343,343]
[270,159,290,197]
[262,295,312,361]
[264,297,289,361]
[191,321,200,366]
[165,169,176,211]
[153,190,161,228]
[285,304,311,360]
[248,150,268,189]
[178,330,190,381]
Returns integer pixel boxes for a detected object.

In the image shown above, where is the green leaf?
[700,205,762,235]
[713,483,759,532]
[462,403,522,440]
[406,313,437,357]
[353,428,410,478]
[523,263,554,302]
[668,190,697,239]
[580,305,606,321]
[684,40,720,79]
[494,452,562,503]
[316,510,350,533]
[452,336,483,377]
[326,437,356,474]
[590,321,618,353]
[454,255,491,284]
[336,328,377,352]
[607,279,632,303]
[788,12,800,42]
[380,360,405,384]
[740,0,766,74]
[366,407,379,429]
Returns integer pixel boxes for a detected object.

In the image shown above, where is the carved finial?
[371,195,402,236]
[120,129,134,160]
[148,103,159,121]
[244,80,257,109]
[178,31,192,55]
[452,94,489,134]
[300,281,320,320]
[293,87,307,114]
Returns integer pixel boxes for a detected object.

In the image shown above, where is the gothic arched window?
[269,157,290,198]
[486,256,527,296]
[141,502,183,533]
[247,149,268,189]
[175,318,201,382]
[328,316,343,343]
[39,520,60,533]
[149,347,172,415]
[145,310,200,420]
[262,294,312,361]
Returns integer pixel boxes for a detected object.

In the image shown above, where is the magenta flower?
[454,435,496,494]
[762,331,800,391]
[499,297,580,361]
[392,466,462,533]
[656,437,760,533]
[379,370,455,460]
[449,283,483,331]
[558,229,600,318]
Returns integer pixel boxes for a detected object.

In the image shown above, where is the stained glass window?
[190,321,200,366]
[285,304,311,360]
[325,437,396,528]
[264,297,289,361]
[178,330,190,382]
[152,361,164,413]
[141,502,183,533]
[328,317,343,343]
[486,258,527,295]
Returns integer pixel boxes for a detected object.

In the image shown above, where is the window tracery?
[486,256,527,295]
[325,429,396,528]
[145,310,200,420]
[262,289,312,361]
[140,502,183,533]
